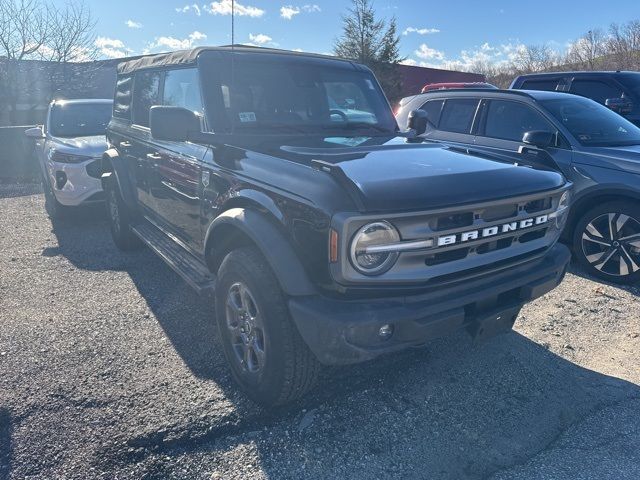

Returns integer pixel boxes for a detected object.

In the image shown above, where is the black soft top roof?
[117,45,354,75]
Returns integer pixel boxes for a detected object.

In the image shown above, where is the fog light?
[55,171,67,189]
[378,324,394,340]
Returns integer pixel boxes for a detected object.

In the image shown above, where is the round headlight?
[350,221,401,275]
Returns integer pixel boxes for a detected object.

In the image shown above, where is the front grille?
[85,159,102,179]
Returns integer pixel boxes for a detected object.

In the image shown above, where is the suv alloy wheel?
[573,201,640,284]
[215,247,320,406]
[104,177,142,251]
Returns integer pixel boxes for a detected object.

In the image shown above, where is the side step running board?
[131,221,216,296]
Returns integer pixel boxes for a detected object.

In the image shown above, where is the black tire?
[42,172,68,219]
[572,201,640,284]
[215,247,320,406]
[104,177,142,251]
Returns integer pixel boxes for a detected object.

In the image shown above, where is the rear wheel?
[215,247,320,406]
[104,177,142,251]
[573,201,640,284]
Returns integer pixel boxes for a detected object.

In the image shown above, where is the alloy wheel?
[581,212,640,277]
[225,282,266,374]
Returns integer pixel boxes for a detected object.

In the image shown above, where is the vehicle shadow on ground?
[46,208,640,479]
[0,408,12,480]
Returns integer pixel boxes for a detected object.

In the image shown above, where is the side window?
[419,99,444,132]
[132,71,161,128]
[163,68,203,114]
[113,75,133,119]
[520,79,561,91]
[484,100,552,142]
[439,98,479,134]
[570,79,623,104]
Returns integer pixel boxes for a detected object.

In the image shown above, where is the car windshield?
[49,103,112,137]
[541,96,640,147]
[202,54,397,136]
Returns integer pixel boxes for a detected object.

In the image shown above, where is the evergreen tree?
[333,0,404,102]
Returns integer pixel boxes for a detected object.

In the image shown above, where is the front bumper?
[46,158,103,206]
[289,243,571,365]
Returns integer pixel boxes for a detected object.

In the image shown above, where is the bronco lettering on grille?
[436,215,549,247]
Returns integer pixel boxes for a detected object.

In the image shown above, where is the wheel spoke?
[582,231,611,247]
[619,245,640,273]
[615,214,630,238]
[586,222,605,240]
[592,248,616,271]
[608,213,616,241]
[251,336,266,368]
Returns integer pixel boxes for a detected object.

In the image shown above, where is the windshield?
[202,54,397,135]
[541,96,640,147]
[49,103,112,137]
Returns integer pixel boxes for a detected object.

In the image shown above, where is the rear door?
[129,70,163,215]
[421,97,480,146]
[147,67,207,250]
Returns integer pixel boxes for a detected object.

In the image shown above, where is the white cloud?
[95,37,130,58]
[400,58,418,66]
[280,4,320,19]
[280,5,299,19]
[176,4,201,16]
[415,44,445,61]
[205,0,264,17]
[402,27,440,36]
[147,31,207,52]
[249,33,272,45]
[126,19,142,29]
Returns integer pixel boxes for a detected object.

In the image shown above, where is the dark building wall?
[396,64,485,100]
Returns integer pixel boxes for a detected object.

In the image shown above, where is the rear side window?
[439,99,479,134]
[419,99,444,133]
[113,75,133,119]
[519,79,561,91]
[132,71,161,127]
[570,79,623,105]
[163,68,203,114]
[484,100,552,142]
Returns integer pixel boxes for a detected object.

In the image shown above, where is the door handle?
[120,141,132,148]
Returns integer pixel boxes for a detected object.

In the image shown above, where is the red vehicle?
[420,82,497,93]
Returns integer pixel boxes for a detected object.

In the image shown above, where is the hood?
[261,136,565,212]
[576,144,640,175]
[51,135,108,158]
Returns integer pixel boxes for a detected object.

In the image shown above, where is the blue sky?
[53,0,640,68]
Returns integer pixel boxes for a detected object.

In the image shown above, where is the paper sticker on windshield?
[324,136,370,147]
[239,112,257,123]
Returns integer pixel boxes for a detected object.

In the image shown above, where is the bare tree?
[566,29,607,70]
[607,20,640,70]
[0,0,49,61]
[511,44,558,74]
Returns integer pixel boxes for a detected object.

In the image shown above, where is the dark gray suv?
[397,89,640,284]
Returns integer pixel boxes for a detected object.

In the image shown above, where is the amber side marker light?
[329,229,339,263]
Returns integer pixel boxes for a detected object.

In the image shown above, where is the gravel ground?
[1,187,639,480]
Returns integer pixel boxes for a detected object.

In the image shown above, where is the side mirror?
[150,106,202,142]
[522,130,555,149]
[407,109,428,135]
[605,97,633,115]
[25,126,45,139]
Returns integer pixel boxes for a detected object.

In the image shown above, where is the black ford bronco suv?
[102,46,572,406]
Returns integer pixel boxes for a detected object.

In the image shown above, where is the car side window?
[484,100,552,143]
[438,98,479,134]
[113,75,133,120]
[132,71,161,128]
[520,79,561,91]
[570,79,623,104]
[419,99,444,133]
[162,68,204,114]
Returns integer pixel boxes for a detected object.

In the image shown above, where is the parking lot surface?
[1,186,639,480]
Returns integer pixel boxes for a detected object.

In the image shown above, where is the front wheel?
[104,177,142,251]
[42,172,68,219]
[215,247,320,406]
[573,201,640,284]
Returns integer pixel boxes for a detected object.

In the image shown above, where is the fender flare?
[101,148,137,210]
[205,208,317,297]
